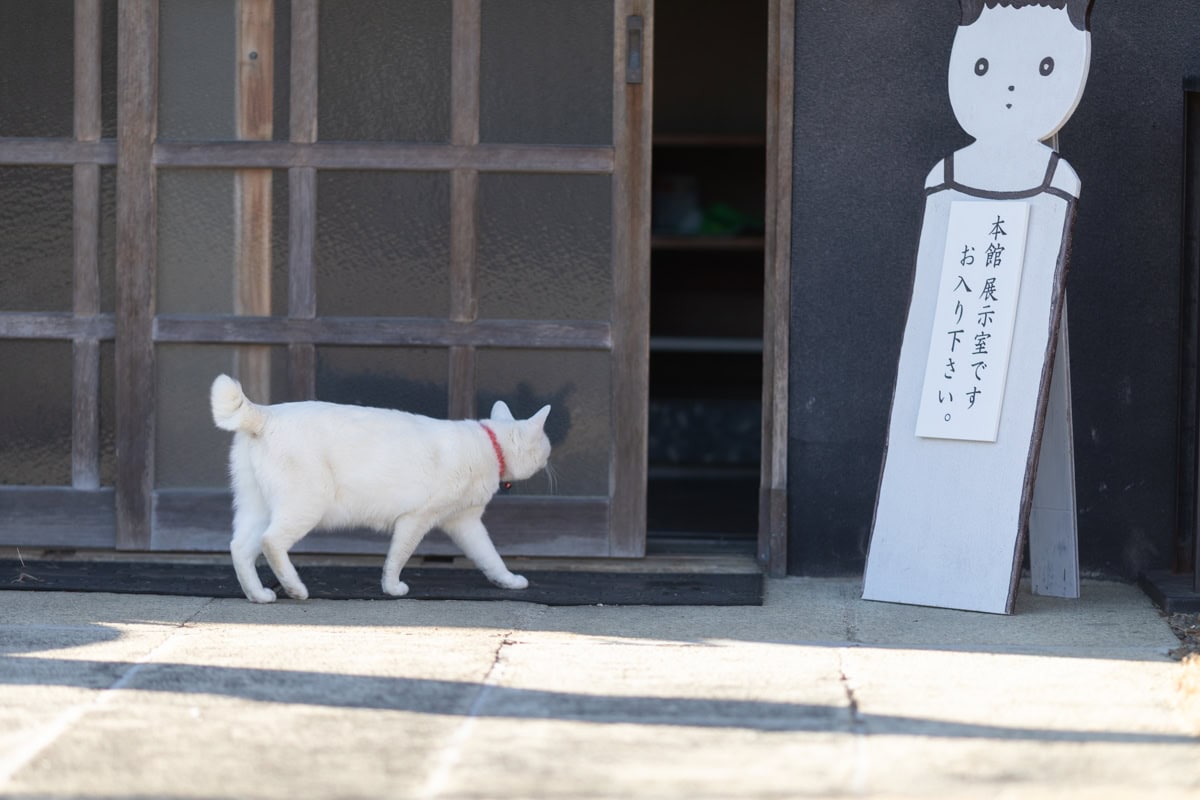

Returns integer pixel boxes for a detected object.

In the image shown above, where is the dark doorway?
[647,0,768,553]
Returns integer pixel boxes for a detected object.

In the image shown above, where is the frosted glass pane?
[159,0,236,140]
[0,0,73,137]
[158,170,289,315]
[0,341,72,486]
[478,174,611,321]
[0,167,73,312]
[319,0,450,142]
[317,171,449,317]
[156,345,289,488]
[475,349,610,496]
[317,347,448,420]
[480,0,613,145]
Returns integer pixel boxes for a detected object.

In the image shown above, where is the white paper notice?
[916,200,1031,442]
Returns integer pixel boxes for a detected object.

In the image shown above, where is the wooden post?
[448,0,481,420]
[73,0,103,490]
[288,0,318,400]
[759,0,794,577]
[609,0,653,557]
[235,0,274,403]
[115,0,158,549]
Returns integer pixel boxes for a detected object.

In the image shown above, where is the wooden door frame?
[2,0,787,567]
[759,0,793,577]
[109,0,651,557]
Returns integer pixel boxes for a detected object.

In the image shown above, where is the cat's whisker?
[543,461,560,496]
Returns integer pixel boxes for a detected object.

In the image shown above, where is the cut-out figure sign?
[863,0,1094,614]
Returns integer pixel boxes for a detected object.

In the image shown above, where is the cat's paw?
[492,573,528,590]
[247,587,277,604]
[283,583,309,601]
[382,578,410,597]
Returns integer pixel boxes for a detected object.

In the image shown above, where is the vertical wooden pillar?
[235,0,275,402]
[73,0,103,491]
[448,0,481,420]
[609,0,653,557]
[115,0,158,549]
[288,0,318,400]
[759,0,794,577]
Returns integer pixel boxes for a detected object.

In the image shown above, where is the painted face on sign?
[948,4,1091,147]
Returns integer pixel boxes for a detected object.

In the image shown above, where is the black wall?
[788,1,1200,577]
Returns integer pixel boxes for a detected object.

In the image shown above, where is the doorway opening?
[647,0,769,555]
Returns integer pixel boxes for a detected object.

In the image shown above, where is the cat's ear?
[529,405,551,431]
[490,400,515,422]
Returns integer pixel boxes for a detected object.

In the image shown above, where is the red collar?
[479,422,512,490]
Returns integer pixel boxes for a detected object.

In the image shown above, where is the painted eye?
[974,57,989,76]
[1039,56,1055,76]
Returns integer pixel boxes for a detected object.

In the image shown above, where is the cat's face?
[948,5,1091,145]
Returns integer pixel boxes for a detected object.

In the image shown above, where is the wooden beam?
[153,140,615,173]
[73,1,103,489]
[451,0,481,149]
[449,0,481,419]
[71,339,101,489]
[235,0,275,402]
[0,138,115,165]
[759,0,794,578]
[608,0,653,557]
[288,0,317,399]
[74,0,102,143]
[287,167,317,399]
[115,0,158,549]
[0,312,115,340]
[153,315,613,350]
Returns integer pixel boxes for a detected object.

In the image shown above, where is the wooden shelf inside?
[653,133,766,148]
[650,336,763,354]
[652,235,765,252]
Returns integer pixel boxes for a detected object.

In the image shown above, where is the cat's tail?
[211,374,267,436]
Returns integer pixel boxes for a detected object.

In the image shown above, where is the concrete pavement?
[0,576,1197,799]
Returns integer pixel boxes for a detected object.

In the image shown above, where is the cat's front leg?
[442,510,528,590]
[381,515,433,597]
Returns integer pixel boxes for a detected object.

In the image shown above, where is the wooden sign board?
[862,0,1093,614]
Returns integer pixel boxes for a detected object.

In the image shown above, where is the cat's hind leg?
[231,504,275,604]
[381,515,434,597]
[229,443,277,603]
[259,513,318,600]
[442,510,528,590]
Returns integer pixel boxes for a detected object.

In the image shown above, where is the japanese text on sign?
[916,200,1030,442]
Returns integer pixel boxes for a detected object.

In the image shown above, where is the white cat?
[210,374,550,603]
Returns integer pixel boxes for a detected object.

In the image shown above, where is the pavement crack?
[837,649,871,795]
[837,655,865,732]
[420,609,538,800]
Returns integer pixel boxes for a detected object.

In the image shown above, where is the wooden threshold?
[0,546,761,576]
